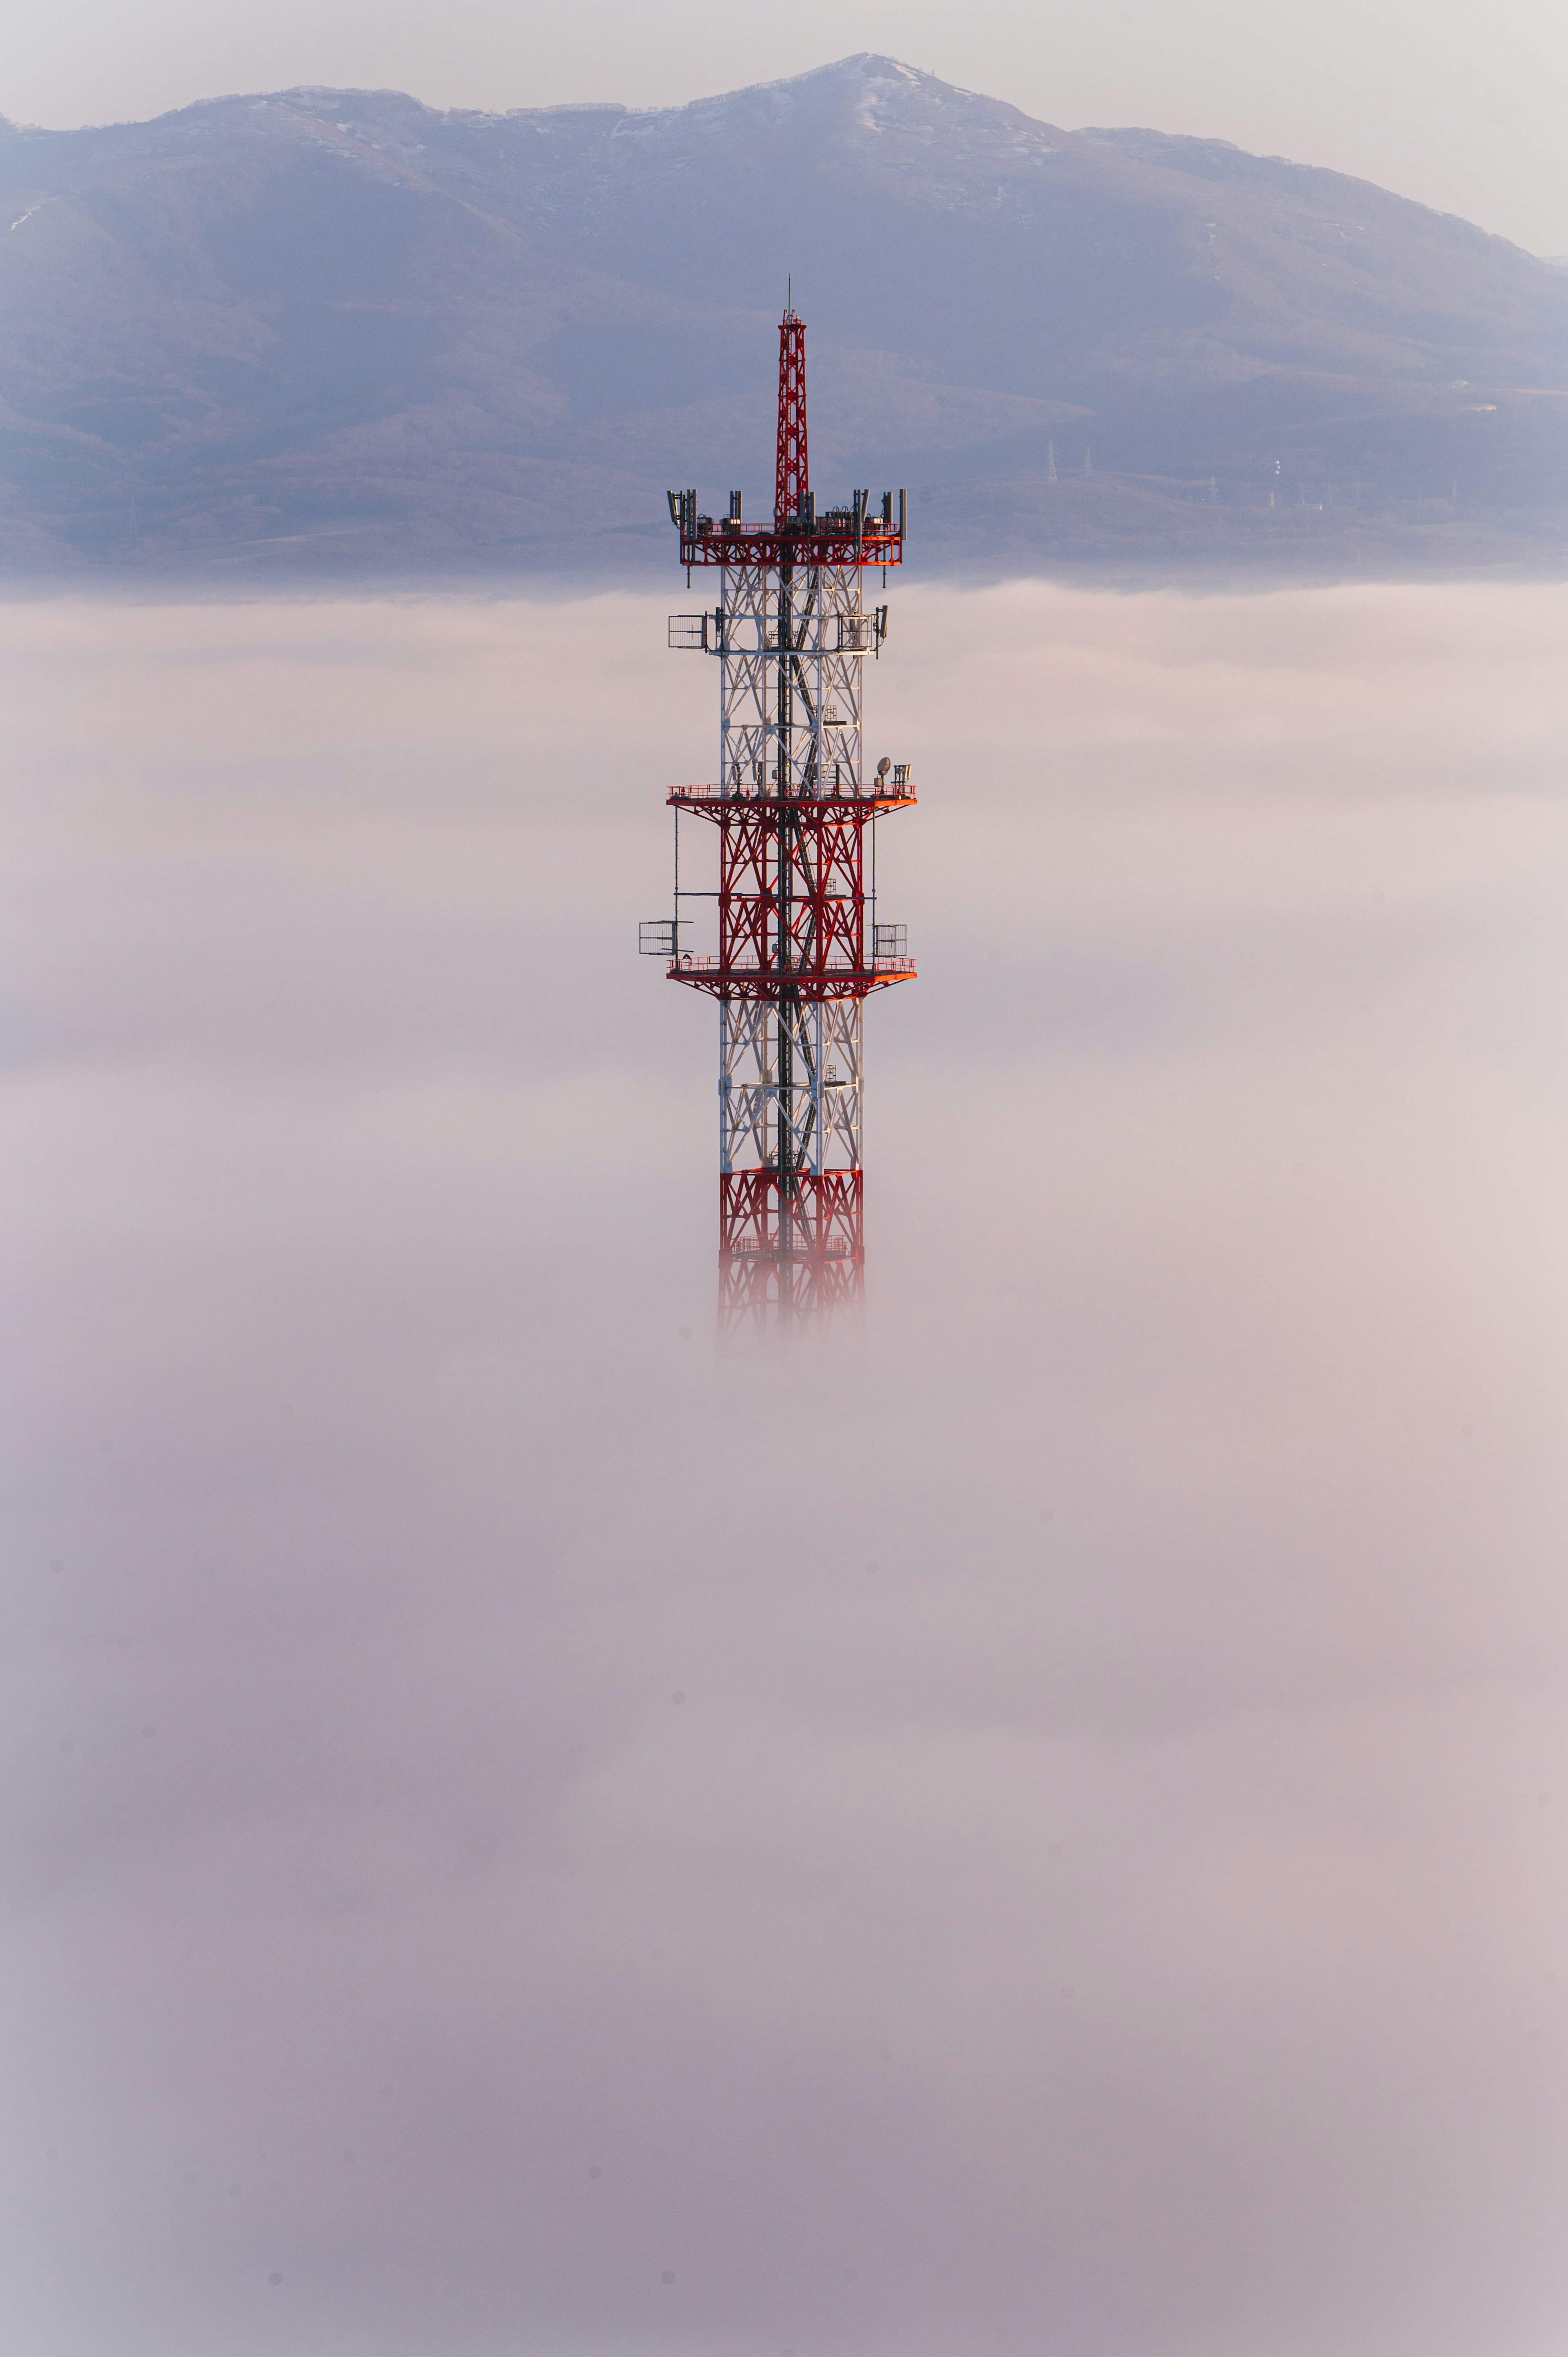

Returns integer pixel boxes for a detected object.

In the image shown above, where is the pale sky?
[4,0,1568,256]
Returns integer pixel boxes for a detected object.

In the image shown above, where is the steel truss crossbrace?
[721,997,862,1177]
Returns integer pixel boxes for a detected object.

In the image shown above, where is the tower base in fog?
[718,1170,864,1339]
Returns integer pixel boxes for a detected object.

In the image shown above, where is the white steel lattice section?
[720,999,863,1178]
[718,562,866,796]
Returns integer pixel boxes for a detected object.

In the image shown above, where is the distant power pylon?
[644,305,916,1338]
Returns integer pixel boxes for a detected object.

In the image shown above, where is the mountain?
[2,55,1566,580]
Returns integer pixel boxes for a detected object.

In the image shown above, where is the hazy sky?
[4,581,1566,2356]
[5,0,1568,254]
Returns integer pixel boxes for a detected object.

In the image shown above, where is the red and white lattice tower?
[642,305,915,1338]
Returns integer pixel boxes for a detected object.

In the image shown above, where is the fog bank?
[3,582,1566,2357]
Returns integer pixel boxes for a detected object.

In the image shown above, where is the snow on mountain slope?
[2,54,1564,575]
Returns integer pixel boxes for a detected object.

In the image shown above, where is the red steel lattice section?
[666,782,917,1003]
[775,311,809,527]
[719,1170,864,1333]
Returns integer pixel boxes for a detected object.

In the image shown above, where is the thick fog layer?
[4,582,1566,2357]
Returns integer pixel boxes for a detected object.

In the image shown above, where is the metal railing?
[726,1234,853,1258]
[668,953,915,977]
[668,774,916,804]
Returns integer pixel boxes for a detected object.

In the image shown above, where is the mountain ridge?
[2,53,1565,580]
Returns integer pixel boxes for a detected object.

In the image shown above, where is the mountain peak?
[2,60,1564,580]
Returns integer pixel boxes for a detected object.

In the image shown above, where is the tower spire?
[775,303,809,529]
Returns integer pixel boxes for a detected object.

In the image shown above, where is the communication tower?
[641,304,916,1339]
